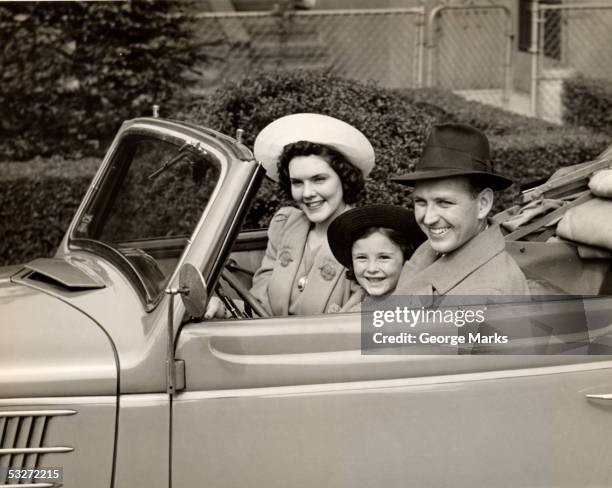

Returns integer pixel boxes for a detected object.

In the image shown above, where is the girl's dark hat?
[327,204,425,269]
[392,123,513,191]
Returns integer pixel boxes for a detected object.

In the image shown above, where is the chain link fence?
[187,7,425,92]
[181,2,612,125]
[426,5,513,109]
[533,2,612,122]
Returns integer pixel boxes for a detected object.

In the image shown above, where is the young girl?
[327,204,425,311]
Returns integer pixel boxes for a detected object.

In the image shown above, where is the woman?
[327,205,425,312]
[206,113,375,318]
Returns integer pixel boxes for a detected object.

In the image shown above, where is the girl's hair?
[345,226,415,281]
[277,141,365,204]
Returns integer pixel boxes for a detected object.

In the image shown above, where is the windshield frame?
[66,120,229,310]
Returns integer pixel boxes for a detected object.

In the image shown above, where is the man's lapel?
[426,225,505,294]
[396,225,505,296]
[395,242,438,298]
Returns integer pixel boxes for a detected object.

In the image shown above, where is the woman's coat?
[250,207,352,316]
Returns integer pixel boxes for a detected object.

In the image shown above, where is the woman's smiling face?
[289,155,346,226]
[352,231,405,297]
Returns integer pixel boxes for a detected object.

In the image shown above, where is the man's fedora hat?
[328,204,426,269]
[392,123,513,191]
[254,113,375,182]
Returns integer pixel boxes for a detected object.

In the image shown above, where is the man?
[392,123,530,297]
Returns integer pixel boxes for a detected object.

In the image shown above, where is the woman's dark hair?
[277,141,365,204]
[345,226,417,281]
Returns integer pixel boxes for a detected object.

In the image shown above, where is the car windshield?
[71,132,221,304]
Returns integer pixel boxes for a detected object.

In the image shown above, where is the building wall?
[512,0,612,95]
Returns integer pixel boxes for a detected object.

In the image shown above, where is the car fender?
[0,276,118,398]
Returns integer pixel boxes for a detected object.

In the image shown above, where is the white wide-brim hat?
[253,113,375,182]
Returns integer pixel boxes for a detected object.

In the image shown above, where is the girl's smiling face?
[351,230,405,297]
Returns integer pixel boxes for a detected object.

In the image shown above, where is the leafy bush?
[401,88,561,136]
[0,1,202,160]
[491,130,609,210]
[563,77,612,134]
[0,177,90,266]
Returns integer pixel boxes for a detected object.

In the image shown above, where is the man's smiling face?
[412,176,493,254]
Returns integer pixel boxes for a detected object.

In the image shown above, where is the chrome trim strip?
[119,393,168,404]
[0,411,76,418]
[586,393,612,400]
[0,397,116,407]
[177,359,612,400]
[0,447,73,455]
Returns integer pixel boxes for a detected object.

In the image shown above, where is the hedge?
[401,88,561,136]
[0,1,202,161]
[2,71,609,266]
[563,77,612,135]
[0,158,97,265]
[490,129,609,210]
[0,177,91,266]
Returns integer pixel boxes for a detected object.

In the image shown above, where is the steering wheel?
[220,266,270,318]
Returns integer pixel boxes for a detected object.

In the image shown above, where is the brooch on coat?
[278,249,293,267]
[319,260,337,281]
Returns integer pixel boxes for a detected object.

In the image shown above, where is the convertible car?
[1,118,612,487]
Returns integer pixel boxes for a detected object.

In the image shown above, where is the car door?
[172,295,612,487]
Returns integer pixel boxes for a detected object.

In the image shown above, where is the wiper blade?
[147,142,192,180]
